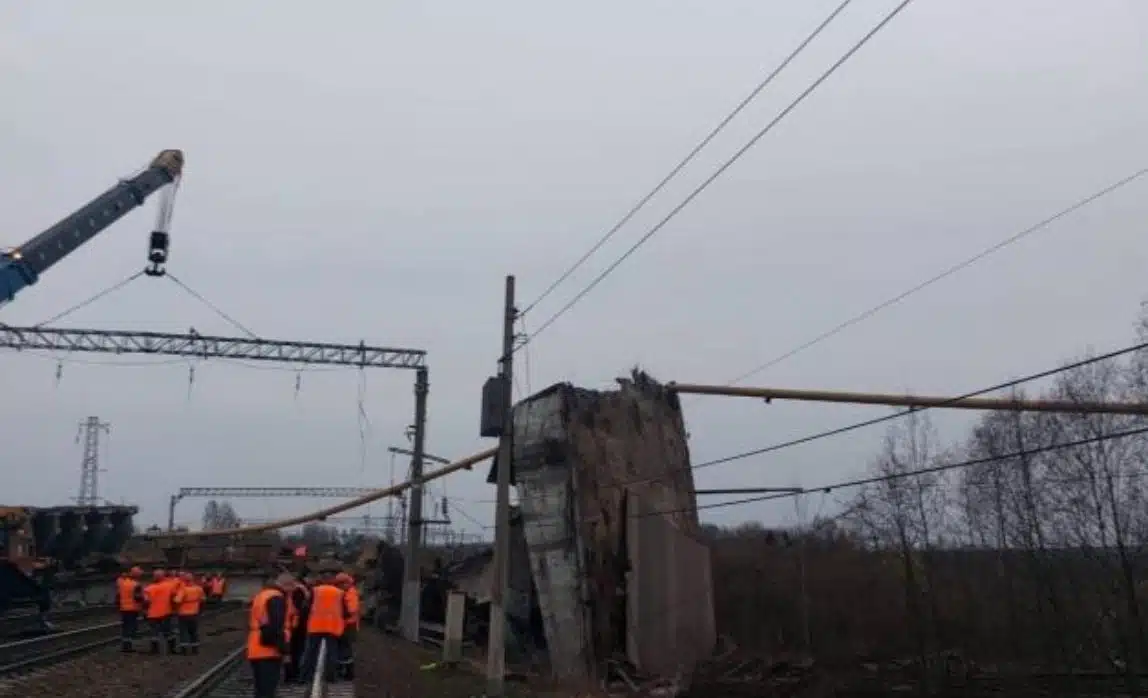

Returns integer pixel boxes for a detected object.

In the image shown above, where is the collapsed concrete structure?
[503,370,716,681]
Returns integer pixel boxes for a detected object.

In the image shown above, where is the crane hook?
[144,230,170,277]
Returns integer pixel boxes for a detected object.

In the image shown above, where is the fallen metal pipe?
[670,382,1148,415]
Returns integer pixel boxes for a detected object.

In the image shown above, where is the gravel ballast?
[0,607,248,698]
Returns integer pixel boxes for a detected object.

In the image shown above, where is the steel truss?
[175,486,383,500]
[0,325,426,369]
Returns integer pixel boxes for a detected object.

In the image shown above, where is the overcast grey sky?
[2,1,1146,532]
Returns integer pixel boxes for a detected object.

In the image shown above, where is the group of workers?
[117,564,361,698]
[249,568,361,697]
[116,567,226,654]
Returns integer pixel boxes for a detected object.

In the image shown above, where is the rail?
[0,621,120,676]
[308,637,329,697]
[0,602,244,678]
[166,634,345,697]
[169,645,245,698]
[0,605,117,638]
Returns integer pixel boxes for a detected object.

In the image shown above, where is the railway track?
[0,602,243,679]
[0,605,117,638]
[0,621,121,676]
[168,640,355,697]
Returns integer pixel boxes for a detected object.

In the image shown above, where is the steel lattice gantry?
[4,324,435,630]
[0,326,426,368]
[176,486,386,499]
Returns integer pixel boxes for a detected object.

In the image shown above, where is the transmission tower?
[76,416,110,506]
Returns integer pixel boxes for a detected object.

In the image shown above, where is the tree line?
[707,306,1148,686]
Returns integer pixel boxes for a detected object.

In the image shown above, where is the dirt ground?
[355,629,556,698]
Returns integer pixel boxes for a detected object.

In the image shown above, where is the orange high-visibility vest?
[345,587,361,629]
[175,583,205,616]
[247,588,285,660]
[144,580,175,619]
[210,577,226,597]
[306,584,346,637]
[117,576,142,613]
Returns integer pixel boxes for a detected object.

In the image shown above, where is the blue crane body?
[0,149,184,307]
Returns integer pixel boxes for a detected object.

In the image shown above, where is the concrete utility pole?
[485,275,516,697]
[76,416,110,506]
[400,367,430,643]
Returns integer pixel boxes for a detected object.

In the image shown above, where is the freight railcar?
[0,504,138,614]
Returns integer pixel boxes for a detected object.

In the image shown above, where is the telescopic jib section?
[670,383,1148,415]
[0,150,184,306]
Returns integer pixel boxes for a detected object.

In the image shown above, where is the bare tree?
[202,500,242,530]
[850,412,945,679]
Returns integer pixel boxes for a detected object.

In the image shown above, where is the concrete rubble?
[367,371,717,690]
[475,370,717,685]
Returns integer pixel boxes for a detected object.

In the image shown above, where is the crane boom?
[0,149,184,307]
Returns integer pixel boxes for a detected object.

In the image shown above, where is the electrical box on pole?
[480,375,508,437]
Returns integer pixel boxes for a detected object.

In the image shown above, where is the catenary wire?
[11,350,351,372]
[614,423,1148,522]
[413,337,1148,512]
[33,269,144,327]
[719,165,1148,388]
[519,0,856,317]
[688,423,1148,516]
[444,497,491,531]
[692,338,1148,471]
[166,273,259,339]
[522,0,915,349]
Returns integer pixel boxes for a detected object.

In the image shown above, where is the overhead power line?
[687,423,1148,517]
[693,338,1148,471]
[523,0,915,348]
[521,417,1148,528]
[520,0,856,317]
[720,164,1148,388]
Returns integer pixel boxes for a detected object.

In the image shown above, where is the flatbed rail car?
[0,505,137,615]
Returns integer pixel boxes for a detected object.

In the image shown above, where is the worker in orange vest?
[116,566,145,653]
[301,569,350,684]
[173,572,206,654]
[209,573,227,602]
[143,569,178,654]
[334,572,360,680]
[247,573,292,698]
[284,575,312,684]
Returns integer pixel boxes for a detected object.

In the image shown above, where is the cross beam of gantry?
[0,325,426,369]
[175,487,386,500]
